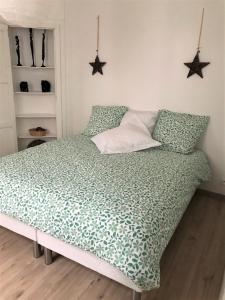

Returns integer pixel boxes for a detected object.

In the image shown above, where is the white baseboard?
[200,181,225,196]
[219,270,225,300]
[200,181,225,195]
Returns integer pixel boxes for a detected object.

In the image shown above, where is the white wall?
[0,0,64,24]
[64,0,225,193]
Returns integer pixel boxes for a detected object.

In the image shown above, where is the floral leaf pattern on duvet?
[0,135,211,290]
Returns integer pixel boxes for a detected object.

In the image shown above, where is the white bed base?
[0,213,142,298]
[0,213,36,240]
[0,213,42,258]
[37,230,142,293]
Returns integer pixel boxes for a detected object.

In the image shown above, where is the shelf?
[13,65,54,70]
[15,92,55,95]
[18,134,57,139]
[9,26,59,152]
[16,113,56,118]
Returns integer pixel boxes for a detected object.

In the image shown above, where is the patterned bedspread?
[0,135,211,290]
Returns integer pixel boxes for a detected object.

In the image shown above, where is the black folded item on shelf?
[27,139,46,148]
[41,80,51,92]
[20,81,29,92]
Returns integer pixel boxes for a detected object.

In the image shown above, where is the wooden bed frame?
[0,213,143,300]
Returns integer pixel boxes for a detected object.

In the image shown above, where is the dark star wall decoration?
[90,55,106,75]
[184,8,210,79]
[184,51,210,78]
[89,15,107,76]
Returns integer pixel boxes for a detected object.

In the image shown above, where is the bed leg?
[33,241,42,258]
[44,247,53,265]
[132,291,142,300]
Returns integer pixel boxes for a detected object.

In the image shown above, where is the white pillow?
[120,110,158,133]
[91,119,161,154]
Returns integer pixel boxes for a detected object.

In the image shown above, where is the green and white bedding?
[0,135,211,290]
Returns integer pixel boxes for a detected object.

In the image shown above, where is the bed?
[0,135,211,299]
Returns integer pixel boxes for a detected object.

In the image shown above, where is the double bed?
[0,135,211,299]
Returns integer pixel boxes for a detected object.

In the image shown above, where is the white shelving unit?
[8,26,62,151]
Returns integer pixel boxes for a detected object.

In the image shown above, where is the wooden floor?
[0,191,225,300]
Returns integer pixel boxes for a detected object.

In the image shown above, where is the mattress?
[0,135,211,290]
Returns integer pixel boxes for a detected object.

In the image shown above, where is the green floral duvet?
[0,135,211,290]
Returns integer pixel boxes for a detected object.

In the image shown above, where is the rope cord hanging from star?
[89,16,106,75]
[184,8,210,78]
